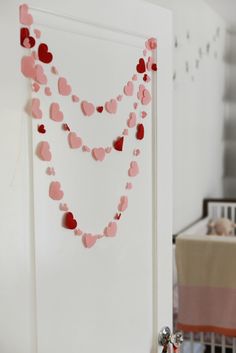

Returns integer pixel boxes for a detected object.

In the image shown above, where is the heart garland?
[19,4,158,248]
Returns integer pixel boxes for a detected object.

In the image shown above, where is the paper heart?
[123,81,134,96]
[37,141,52,161]
[116,95,123,102]
[128,161,139,177]
[133,102,138,110]
[21,55,35,79]
[127,112,136,128]
[152,63,157,71]
[46,167,55,176]
[38,124,46,134]
[32,82,40,92]
[58,77,71,96]
[49,181,64,200]
[82,145,91,152]
[19,4,33,26]
[38,43,53,64]
[137,84,145,100]
[63,212,77,230]
[123,129,128,136]
[132,74,137,81]
[118,196,128,212]
[92,148,106,161]
[68,132,82,149]
[136,58,146,73]
[113,136,124,151]
[105,147,112,154]
[142,89,152,105]
[114,213,121,220]
[44,87,52,96]
[82,234,97,248]
[74,228,83,236]
[143,74,150,82]
[33,29,41,38]
[141,111,147,118]
[60,203,69,211]
[136,124,144,140]
[34,64,47,85]
[20,28,35,48]
[31,98,42,119]
[133,148,141,156]
[72,95,79,102]
[96,106,103,113]
[126,182,133,190]
[51,66,58,75]
[81,101,95,117]
[147,57,153,71]
[105,99,117,114]
[62,123,70,131]
[50,103,64,122]
[145,37,157,51]
[104,222,117,237]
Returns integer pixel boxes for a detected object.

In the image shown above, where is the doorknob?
[158,326,183,352]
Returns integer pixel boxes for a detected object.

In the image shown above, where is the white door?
[0,1,172,353]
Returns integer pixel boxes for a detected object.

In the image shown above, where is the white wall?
[149,0,226,233]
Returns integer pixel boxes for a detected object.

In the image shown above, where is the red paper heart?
[136,124,144,140]
[114,213,121,220]
[63,212,77,230]
[151,63,157,71]
[136,58,146,74]
[96,106,103,113]
[143,74,148,82]
[20,28,35,48]
[38,43,53,64]
[38,124,46,134]
[113,136,124,151]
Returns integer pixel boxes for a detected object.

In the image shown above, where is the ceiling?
[205,0,236,31]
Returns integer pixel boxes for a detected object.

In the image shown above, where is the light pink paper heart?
[72,95,79,102]
[123,81,134,96]
[132,74,137,81]
[137,84,145,100]
[81,100,95,116]
[68,132,82,149]
[32,82,40,92]
[19,4,33,26]
[123,129,129,136]
[105,99,117,114]
[92,148,106,161]
[128,161,139,177]
[74,228,83,236]
[82,145,91,152]
[141,111,147,118]
[46,167,55,176]
[21,55,35,79]
[82,234,97,248]
[44,87,52,96]
[51,66,58,75]
[60,203,68,211]
[142,89,152,105]
[31,98,42,119]
[117,95,123,102]
[145,37,157,51]
[118,196,128,212]
[104,222,117,237]
[37,141,52,161]
[49,181,64,200]
[34,64,47,85]
[58,77,71,96]
[127,112,136,128]
[33,29,41,38]
[147,56,154,71]
[126,182,133,190]
[50,103,64,122]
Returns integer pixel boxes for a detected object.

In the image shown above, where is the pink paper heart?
[105,147,112,154]
[21,55,35,79]
[50,103,64,122]
[123,129,128,136]
[146,56,153,71]
[137,84,145,100]
[19,4,33,26]
[81,100,95,116]
[117,95,123,102]
[142,89,152,105]
[58,77,71,96]
[51,66,58,75]
[123,81,134,96]
[49,181,64,200]
[126,182,133,190]
[44,87,52,96]
[60,203,68,211]
[105,99,117,114]
[133,102,138,109]
[72,94,79,102]
[82,145,91,152]
[82,234,97,248]
[92,148,106,161]
[74,228,83,236]
[127,112,136,128]
[33,29,41,38]
[128,161,139,177]
[118,196,128,212]
[46,167,55,176]
[32,82,40,92]
[145,37,157,51]
[132,74,137,81]
[104,222,117,237]
[34,64,47,85]
[68,132,82,149]
[133,148,141,156]
[141,111,147,118]
[31,98,42,119]
[37,141,52,161]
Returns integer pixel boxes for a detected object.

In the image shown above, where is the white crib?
[174,199,236,353]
